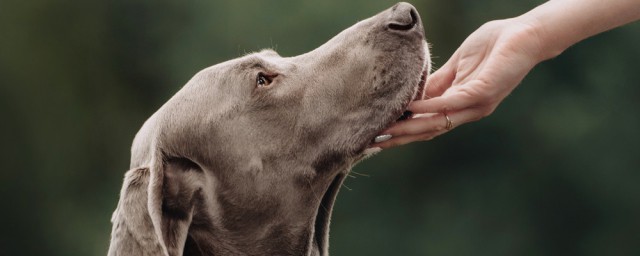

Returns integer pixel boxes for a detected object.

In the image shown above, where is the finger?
[374,132,440,149]
[381,113,447,137]
[381,109,480,138]
[408,87,477,114]
[372,108,484,149]
[425,60,456,98]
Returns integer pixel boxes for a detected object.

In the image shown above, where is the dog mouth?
[355,38,430,154]
[383,66,429,130]
[397,69,428,122]
[361,65,428,151]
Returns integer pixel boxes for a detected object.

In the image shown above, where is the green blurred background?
[1,0,639,255]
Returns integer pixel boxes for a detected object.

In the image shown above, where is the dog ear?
[156,157,206,255]
[109,157,205,256]
[109,167,167,255]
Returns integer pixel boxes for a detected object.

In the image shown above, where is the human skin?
[373,0,640,149]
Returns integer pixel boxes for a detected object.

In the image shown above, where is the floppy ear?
[108,167,166,255]
[108,157,205,256]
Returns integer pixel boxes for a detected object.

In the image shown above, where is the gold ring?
[444,113,453,130]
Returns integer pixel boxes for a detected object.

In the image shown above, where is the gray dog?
[108,2,430,255]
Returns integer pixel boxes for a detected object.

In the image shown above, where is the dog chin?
[362,146,383,157]
[365,53,430,148]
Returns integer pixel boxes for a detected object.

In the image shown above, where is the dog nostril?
[388,5,418,31]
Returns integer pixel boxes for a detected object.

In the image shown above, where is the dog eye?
[256,72,274,88]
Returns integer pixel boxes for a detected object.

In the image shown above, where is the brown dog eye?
[256,72,272,88]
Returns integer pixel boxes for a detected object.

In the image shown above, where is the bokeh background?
[1,0,639,255]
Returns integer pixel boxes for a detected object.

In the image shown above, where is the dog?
[108,2,430,255]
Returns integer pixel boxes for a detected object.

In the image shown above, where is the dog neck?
[184,160,350,256]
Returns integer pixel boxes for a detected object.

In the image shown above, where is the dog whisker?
[351,170,370,177]
[306,175,330,214]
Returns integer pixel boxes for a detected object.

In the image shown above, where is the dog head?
[112,2,430,255]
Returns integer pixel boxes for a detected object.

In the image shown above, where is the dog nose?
[387,2,418,31]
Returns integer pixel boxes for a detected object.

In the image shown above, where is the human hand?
[373,18,545,148]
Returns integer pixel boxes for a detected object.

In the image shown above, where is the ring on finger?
[444,113,453,131]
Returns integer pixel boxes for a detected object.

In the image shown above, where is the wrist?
[513,0,640,63]
[513,14,566,63]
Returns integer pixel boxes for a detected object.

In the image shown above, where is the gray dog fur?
[108,2,430,256]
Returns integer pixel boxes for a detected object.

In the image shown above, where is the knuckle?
[479,109,492,118]
[419,134,435,141]
[476,104,496,119]
[483,105,497,117]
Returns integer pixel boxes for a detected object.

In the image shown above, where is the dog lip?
[395,68,427,122]
[365,65,429,146]
[414,69,428,101]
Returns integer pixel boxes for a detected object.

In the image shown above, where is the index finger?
[409,88,477,114]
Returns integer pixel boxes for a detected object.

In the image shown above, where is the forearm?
[518,0,640,61]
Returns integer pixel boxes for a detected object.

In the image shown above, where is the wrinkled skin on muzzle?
[109,2,430,256]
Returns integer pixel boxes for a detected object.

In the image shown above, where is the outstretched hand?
[373,18,544,149]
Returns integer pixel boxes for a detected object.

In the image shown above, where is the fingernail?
[374,134,392,143]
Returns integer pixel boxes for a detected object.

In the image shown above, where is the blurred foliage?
[1,0,639,255]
